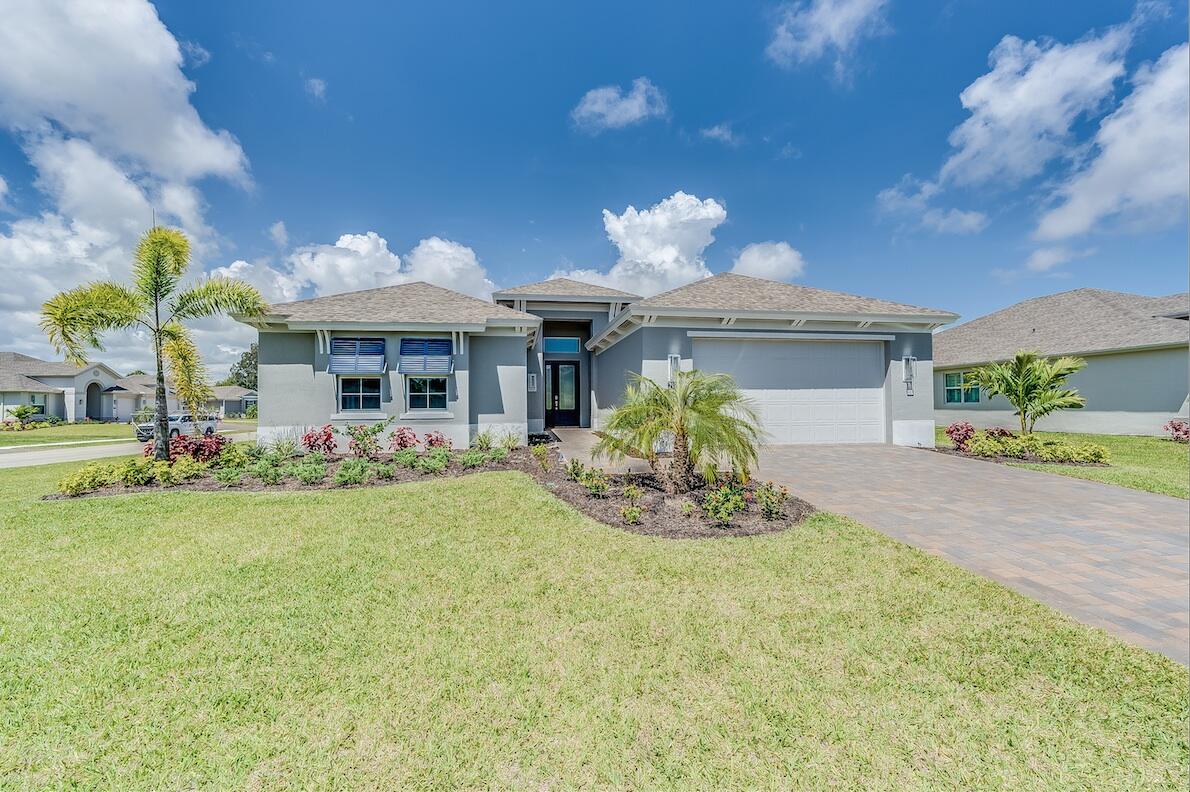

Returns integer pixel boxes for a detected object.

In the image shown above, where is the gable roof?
[934,288,1190,367]
[0,370,62,394]
[633,272,956,319]
[0,351,90,377]
[265,281,539,326]
[493,277,640,300]
[211,385,255,400]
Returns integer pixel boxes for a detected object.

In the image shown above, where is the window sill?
[398,410,454,421]
[330,411,387,421]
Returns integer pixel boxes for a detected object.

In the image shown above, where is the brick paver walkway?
[756,445,1189,664]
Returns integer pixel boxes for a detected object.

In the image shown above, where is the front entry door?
[545,362,579,427]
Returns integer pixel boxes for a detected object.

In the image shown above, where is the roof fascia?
[935,341,1189,370]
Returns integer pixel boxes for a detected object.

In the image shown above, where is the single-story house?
[104,375,182,422]
[934,288,1189,435]
[207,385,257,417]
[240,273,957,449]
[0,351,122,421]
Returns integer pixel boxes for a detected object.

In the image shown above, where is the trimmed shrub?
[702,484,747,526]
[578,468,609,498]
[57,462,117,496]
[170,456,207,481]
[152,460,177,487]
[460,450,488,469]
[291,461,328,484]
[945,421,976,451]
[620,505,643,525]
[389,426,418,451]
[393,448,418,468]
[1165,419,1190,443]
[251,459,284,485]
[301,424,336,454]
[334,459,371,485]
[118,458,155,487]
[372,463,396,480]
[755,481,790,520]
[213,467,245,487]
[488,447,509,463]
[216,442,258,470]
[415,449,449,475]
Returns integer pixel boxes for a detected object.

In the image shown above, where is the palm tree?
[40,227,266,459]
[592,369,762,493]
[964,350,1086,434]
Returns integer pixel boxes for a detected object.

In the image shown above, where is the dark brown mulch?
[930,446,1108,468]
[46,447,816,539]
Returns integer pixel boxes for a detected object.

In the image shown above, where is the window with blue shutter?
[398,338,454,374]
[328,338,386,374]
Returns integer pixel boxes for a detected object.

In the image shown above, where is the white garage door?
[693,338,886,444]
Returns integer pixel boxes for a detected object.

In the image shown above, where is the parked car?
[135,413,219,442]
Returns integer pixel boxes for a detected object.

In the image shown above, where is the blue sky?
[0,0,1186,374]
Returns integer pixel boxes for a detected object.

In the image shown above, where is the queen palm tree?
[964,350,1086,434]
[40,227,266,460]
[592,369,762,493]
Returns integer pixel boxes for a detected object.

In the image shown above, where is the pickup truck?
[135,413,219,442]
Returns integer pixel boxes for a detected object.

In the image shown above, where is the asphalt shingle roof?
[0,351,89,377]
[268,281,539,325]
[632,272,956,318]
[211,385,255,399]
[933,288,1190,367]
[106,375,169,396]
[494,277,640,299]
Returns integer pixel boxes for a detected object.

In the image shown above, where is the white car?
[135,413,219,442]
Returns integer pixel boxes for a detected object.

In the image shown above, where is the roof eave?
[934,340,1190,370]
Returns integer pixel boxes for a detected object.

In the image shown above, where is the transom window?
[944,372,980,404]
[543,337,581,354]
[406,376,447,410]
[339,377,381,411]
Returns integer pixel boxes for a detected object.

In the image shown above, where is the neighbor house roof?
[933,288,1190,368]
[632,272,957,319]
[0,370,62,394]
[105,375,169,396]
[0,351,90,377]
[493,277,641,300]
[265,281,539,326]
[211,385,255,400]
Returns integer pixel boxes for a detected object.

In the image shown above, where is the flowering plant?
[390,425,418,450]
[1164,419,1190,443]
[945,421,976,451]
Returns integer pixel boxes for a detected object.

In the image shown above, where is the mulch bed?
[931,446,1108,468]
[45,446,816,539]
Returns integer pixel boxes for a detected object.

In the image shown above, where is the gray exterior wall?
[524,308,611,432]
[934,345,1190,435]
[258,329,528,448]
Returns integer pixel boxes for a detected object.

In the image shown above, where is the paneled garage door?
[693,338,886,444]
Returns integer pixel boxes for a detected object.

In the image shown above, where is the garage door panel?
[694,338,886,445]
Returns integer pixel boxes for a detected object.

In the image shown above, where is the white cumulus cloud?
[731,241,806,281]
[766,0,889,81]
[304,77,327,103]
[1023,245,1094,273]
[571,77,668,133]
[876,175,988,235]
[700,123,742,147]
[268,220,288,248]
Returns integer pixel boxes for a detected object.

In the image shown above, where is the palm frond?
[170,277,267,322]
[39,282,145,364]
[161,322,213,415]
[132,227,190,303]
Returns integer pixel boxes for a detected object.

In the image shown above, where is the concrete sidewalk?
[0,432,256,469]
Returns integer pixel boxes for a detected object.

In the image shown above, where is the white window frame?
[338,376,382,412]
[543,336,582,354]
[405,375,448,411]
[667,354,682,386]
[944,371,979,404]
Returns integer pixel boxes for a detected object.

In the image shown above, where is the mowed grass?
[0,462,1186,790]
[0,422,137,447]
[934,426,1189,498]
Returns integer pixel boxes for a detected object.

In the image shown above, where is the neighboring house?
[0,352,122,421]
[241,274,957,448]
[933,288,1189,435]
[104,375,182,422]
[207,385,257,416]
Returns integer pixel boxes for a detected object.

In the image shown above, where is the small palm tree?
[40,227,266,459]
[593,369,762,493]
[965,350,1086,434]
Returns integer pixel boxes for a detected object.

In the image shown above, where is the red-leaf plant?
[142,433,229,462]
[389,426,418,451]
[302,424,336,454]
[1164,419,1190,443]
[422,430,451,450]
[945,421,976,452]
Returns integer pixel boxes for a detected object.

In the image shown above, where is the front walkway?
[554,430,1189,664]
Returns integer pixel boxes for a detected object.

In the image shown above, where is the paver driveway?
[756,445,1189,664]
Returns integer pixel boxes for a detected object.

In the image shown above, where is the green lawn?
[1,462,1185,789]
[935,427,1189,499]
[0,422,137,447]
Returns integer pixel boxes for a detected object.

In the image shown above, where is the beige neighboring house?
[103,374,182,422]
[0,352,123,422]
[207,385,257,417]
[934,288,1189,435]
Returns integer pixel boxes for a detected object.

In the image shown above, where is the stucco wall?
[934,346,1190,435]
[467,333,528,443]
[592,330,643,428]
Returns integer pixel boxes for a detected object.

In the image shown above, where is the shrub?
[460,450,488,469]
[271,439,299,460]
[57,462,117,496]
[144,433,229,463]
[488,447,509,463]
[301,424,336,454]
[1165,419,1190,443]
[334,458,371,485]
[213,467,244,487]
[152,460,177,487]
[564,458,586,481]
[244,403,258,419]
[10,404,37,425]
[291,460,328,484]
[755,481,789,520]
[499,430,520,451]
[967,432,1108,464]
[620,505,643,525]
[471,429,494,451]
[415,448,450,475]
[170,456,207,481]
[945,421,976,451]
[305,451,327,465]
[389,426,418,451]
[216,442,257,470]
[251,459,284,485]
[579,468,609,498]
[530,443,550,471]
[423,430,451,449]
[118,458,155,487]
[622,483,643,505]
[702,484,747,527]
[341,422,388,459]
[393,448,418,468]
[372,463,396,480]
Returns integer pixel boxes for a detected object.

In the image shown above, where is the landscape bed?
[49,441,813,539]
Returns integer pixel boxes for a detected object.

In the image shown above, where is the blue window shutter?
[398,337,454,374]
[328,338,387,374]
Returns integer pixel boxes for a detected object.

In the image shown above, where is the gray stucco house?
[934,288,1189,435]
[0,352,122,422]
[243,273,956,449]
